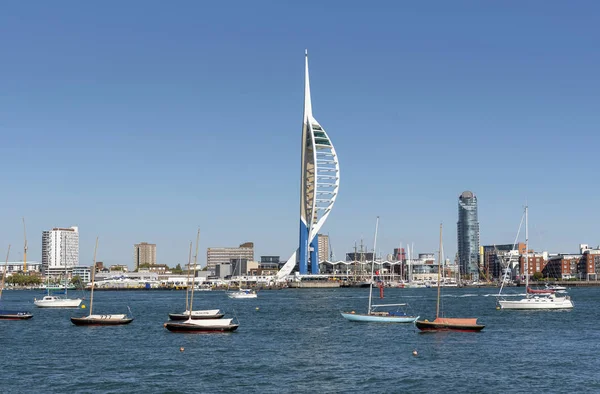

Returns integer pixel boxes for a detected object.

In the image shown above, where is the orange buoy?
[180,347,185,352]
[412,350,418,356]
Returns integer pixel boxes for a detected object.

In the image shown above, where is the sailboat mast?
[89,237,98,316]
[436,223,442,319]
[185,241,192,311]
[367,216,379,314]
[0,245,10,300]
[188,229,200,318]
[525,206,529,293]
[23,218,27,273]
[63,236,68,298]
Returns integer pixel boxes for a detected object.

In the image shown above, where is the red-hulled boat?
[527,287,555,294]
[415,317,485,332]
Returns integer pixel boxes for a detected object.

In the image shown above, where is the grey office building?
[457,191,480,280]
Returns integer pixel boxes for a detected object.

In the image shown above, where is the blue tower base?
[310,237,319,274]
[298,220,309,274]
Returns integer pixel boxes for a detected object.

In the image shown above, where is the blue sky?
[1,1,599,268]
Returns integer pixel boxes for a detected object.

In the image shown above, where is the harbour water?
[1,287,599,393]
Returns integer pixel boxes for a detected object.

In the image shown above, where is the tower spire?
[304,49,312,118]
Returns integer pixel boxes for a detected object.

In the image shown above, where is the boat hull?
[415,318,485,332]
[71,315,134,326]
[340,312,418,323]
[164,322,239,333]
[0,311,33,320]
[227,291,257,299]
[34,297,82,308]
[499,297,573,310]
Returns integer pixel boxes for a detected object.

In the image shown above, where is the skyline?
[1,2,599,268]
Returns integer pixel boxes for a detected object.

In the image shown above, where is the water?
[1,287,599,393]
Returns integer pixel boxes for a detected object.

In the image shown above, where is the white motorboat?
[545,284,567,291]
[227,289,257,299]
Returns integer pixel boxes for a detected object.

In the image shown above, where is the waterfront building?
[482,243,526,280]
[393,248,406,262]
[519,251,548,277]
[72,266,91,284]
[134,242,156,270]
[206,242,254,272]
[215,263,232,279]
[108,264,129,272]
[317,234,330,262]
[42,226,79,277]
[0,261,42,275]
[579,244,600,280]
[457,191,480,280]
[260,256,280,270]
[147,264,169,273]
[277,51,340,279]
[543,254,581,280]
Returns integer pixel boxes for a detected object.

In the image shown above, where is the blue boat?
[340,217,419,324]
[341,304,419,323]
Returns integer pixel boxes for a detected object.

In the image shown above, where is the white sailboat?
[165,229,239,333]
[71,237,133,325]
[168,241,224,320]
[341,217,419,323]
[34,241,83,308]
[498,206,573,310]
[227,257,257,299]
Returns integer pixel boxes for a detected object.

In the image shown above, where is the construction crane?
[23,217,28,273]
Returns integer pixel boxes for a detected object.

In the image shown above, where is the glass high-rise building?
[457,191,480,280]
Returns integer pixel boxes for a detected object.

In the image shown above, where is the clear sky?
[1,1,599,268]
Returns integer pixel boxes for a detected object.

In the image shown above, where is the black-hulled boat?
[71,314,133,326]
[0,310,33,320]
[0,245,33,320]
[164,230,237,333]
[71,237,134,327]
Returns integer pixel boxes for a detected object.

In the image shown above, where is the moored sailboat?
[0,245,33,320]
[71,238,134,326]
[498,206,573,310]
[341,217,419,323]
[227,257,257,299]
[168,241,225,320]
[415,224,485,332]
[34,236,83,308]
[165,229,239,333]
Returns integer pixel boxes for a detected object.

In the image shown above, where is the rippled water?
[0,287,599,393]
